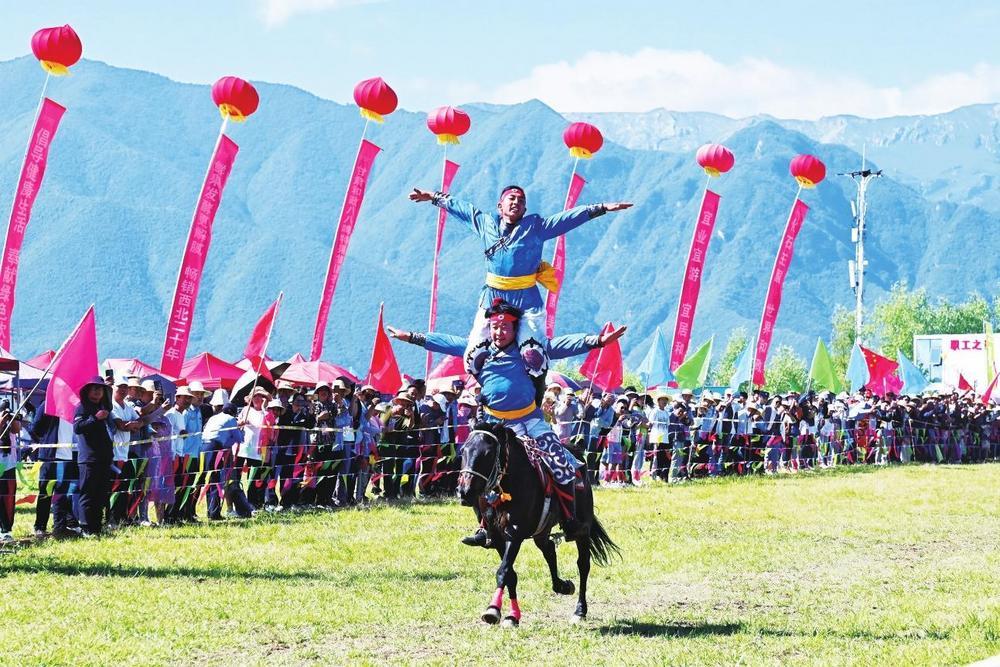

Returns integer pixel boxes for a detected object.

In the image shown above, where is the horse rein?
[459,429,509,498]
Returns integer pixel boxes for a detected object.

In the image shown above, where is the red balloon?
[695,144,735,177]
[426,106,471,144]
[211,76,260,122]
[790,154,826,188]
[353,77,398,122]
[563,122,603,159]
[30,24,82,76]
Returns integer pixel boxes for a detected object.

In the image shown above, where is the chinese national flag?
[958,373,973,392]
[860,345,903,396]
[366,303,402,393]
[580,322,623,391]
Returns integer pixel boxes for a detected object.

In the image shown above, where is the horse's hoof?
[570,613,585,624]
[481,606,501,625]
[554,579,575,595]
[501,615,520,628]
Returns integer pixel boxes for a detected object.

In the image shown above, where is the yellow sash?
[485,261,560,293]
[483,402,537,420]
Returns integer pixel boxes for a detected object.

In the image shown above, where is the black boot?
[461,527,490,547]
[558,481,581,540]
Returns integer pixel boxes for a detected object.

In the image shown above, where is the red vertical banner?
[160,134,240,376]
[0,98,66,351]
[425,159,460,376]
[544,172,586,338]
[311,138,382,361]
[752,199,810,386]
[669,189,721,371]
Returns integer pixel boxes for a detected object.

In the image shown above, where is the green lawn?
[1,465,998,666]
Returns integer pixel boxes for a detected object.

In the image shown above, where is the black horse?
[457,422,620,625]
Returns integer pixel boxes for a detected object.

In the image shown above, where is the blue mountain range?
[0,56,996,376]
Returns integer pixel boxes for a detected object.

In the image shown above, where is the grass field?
[1,464,998,666]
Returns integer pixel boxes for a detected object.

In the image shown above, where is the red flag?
[958,373,973,392]
[44,306,99,422]
[981,373,999,404]
[365,303,402,393]
[579,322,622,391]
[860,345,903,396]
[244,293,282,382]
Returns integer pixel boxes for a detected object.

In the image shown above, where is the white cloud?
[258,0,379,27]
[482,48,1000,119]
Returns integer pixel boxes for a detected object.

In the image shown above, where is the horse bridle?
[459,428,508,494]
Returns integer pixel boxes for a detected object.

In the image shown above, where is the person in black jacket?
[29,400,82,538]
[73,376,114,537]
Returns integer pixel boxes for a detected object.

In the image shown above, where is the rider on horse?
[388,298,626,546]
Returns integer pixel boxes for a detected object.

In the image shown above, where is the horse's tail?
[588,515,621,567]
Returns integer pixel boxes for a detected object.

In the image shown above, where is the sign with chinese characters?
[670,189,721,371]
[311,139,382,360]
[160,134,239,376]
[753,198,810,386]
[0,98,66,351]
[425,159,460,376]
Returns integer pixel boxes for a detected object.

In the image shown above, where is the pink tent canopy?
[286,352,307,364]
[104,358,178,381]
[181,352,245,390]
[280,360,359,386]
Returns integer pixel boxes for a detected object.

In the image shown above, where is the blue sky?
[2,0,998,118]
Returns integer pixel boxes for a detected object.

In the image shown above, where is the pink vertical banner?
[311,138,382,361]
[669,189,721,371]
[544,172,586,338]
[425,159,460,376]
[0,98,67,351]
[752,198,810,386]
[160,134,240,376]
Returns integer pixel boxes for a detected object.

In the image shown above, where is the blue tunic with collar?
[433,194,598,310]
[423,332,595,415]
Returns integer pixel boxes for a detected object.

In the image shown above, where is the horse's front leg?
[534,535,575,595]
[483,538,523,626]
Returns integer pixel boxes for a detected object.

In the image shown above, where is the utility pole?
[841,146,881,341]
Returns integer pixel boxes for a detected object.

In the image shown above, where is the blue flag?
[897,349,928,395]
[846,343,870,392]
[728,336,754,394]
[636,326,673,388]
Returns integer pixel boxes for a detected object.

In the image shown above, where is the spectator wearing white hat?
[109,377,142,526]
[646,390,672,481]
[164,385,197,523]
[237,387,269,509]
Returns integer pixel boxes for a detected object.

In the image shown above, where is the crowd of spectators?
[1,371,996,543]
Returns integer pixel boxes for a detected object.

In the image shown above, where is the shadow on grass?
[598,620,742,638]
[598,619,954,642]
[0,560,462,585]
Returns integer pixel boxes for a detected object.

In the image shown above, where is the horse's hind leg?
[534,535,574,595]
[573,536,591,622]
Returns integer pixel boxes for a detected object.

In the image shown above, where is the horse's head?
[457,424,505,506]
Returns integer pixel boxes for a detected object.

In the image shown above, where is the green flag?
[808,338,844,393]
[673,337,713,389]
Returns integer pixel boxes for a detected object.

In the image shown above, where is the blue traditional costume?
[401,300,607,541]
[430,187,608,381]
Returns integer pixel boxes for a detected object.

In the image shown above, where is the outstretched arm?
[387,326,466,357]
[409,188,487,238]
[549,325,628,360]
[539,202,634,241]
